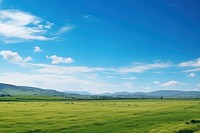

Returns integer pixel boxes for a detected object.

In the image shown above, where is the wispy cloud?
[184,68,200,73]
[46,55,74,64]
[105,76,115,79]
[118,62,171,73]
[160,80,185,87]
[0,10,54,43]
[84,14,103,23]
[84,15,94,22]
[33,46,42,53]
[57,25,74,34]
[121,77,137,80]
[165,2,177,8]
[154,81,160,84]
[123,82,134,89]
[21,63,107,75]
[179,58,200,72]
[196,84,200,87]
[0,50,32,63]
[0,72,133,93]
[19,61,172,76]
[187,73,196,78]
[179,58,200,67]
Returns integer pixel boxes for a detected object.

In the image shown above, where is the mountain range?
[100,90,200,98]
[1,82,200,99]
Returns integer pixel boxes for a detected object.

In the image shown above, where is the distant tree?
[160,97,163,99]
[0,94,10,97]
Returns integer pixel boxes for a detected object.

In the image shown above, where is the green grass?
[0,95,73,102]
[0,99,200,133]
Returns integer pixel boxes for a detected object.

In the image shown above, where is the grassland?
[0,99,200,133]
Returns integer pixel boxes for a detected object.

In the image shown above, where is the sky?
[0,0,200,94]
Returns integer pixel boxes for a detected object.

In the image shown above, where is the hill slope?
[100,90,200,98]
[0,83,64,96]
[1,82,200,98]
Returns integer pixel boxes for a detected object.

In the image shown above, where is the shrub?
[178,129,194,133]
[190,119,200,124]
[185,122,190,124]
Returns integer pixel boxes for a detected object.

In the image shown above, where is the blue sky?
[0,0,200,93]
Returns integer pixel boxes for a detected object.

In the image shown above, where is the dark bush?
[185,122,189,124]
[190,119,200,124]
[178,129,194,133]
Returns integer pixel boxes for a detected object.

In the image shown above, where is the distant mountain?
[0,82,64,96]
[0,83,96,99]
[1,82,200,99]
[100,91,146,98]
[147,90,200,98]
[64,90,92,95]
[99,90,200,98]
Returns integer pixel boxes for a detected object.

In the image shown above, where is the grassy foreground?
[0,99,200,133]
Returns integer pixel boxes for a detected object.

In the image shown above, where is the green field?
[0,99,200,133]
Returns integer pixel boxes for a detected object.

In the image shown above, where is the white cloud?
[184,68,200,73]
[106,76,115,79]
[179,58,200,67]
[84,15,93,19]
[0,10,54,43]
[144,87,150,91]
[23,56,33,62]
[118,63,170,73]
[160,80,184,87]
[84,15,94,22]
[153,71,163,74]
[18,61,170,78]
[180,58,200,72]
[57,25,74,34]
[33,46,42,53]
[196,84,200,87]
[20,63,108,75]
[123,83,134,89]
[44,21,53,29]
[154,81,160,84]
[187,73,196,78]
[0,72,133,94]
[0,50,32,63]
[47,55,74,64]
[121,77,137,80]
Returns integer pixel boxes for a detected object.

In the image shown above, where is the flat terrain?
[0,99,200,133]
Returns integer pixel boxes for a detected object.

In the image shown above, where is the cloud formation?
[34,46,42,53]
[196,84,200,87]
[22,63,107,75]
[57,25,74,34]
[154,81,160,84]
[179,58,200,67]
[184,68,200,73]
[0,10,54,43]
[118,63,170,73]
[47,55,74,64]
[187,73,196,78]
[160,80,184,87]
[179,58,200,73]
[0,50,32,62]
[0,72,132,93]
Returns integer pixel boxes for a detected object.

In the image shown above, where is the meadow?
[0,99,200,133]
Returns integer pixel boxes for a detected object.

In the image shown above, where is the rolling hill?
[100,90,200,98]
[1,82,200,99]
[0,82,64,96]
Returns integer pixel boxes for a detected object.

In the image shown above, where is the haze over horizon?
[0,0,200,93]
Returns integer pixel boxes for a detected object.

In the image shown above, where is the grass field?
[0,99,200,133]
